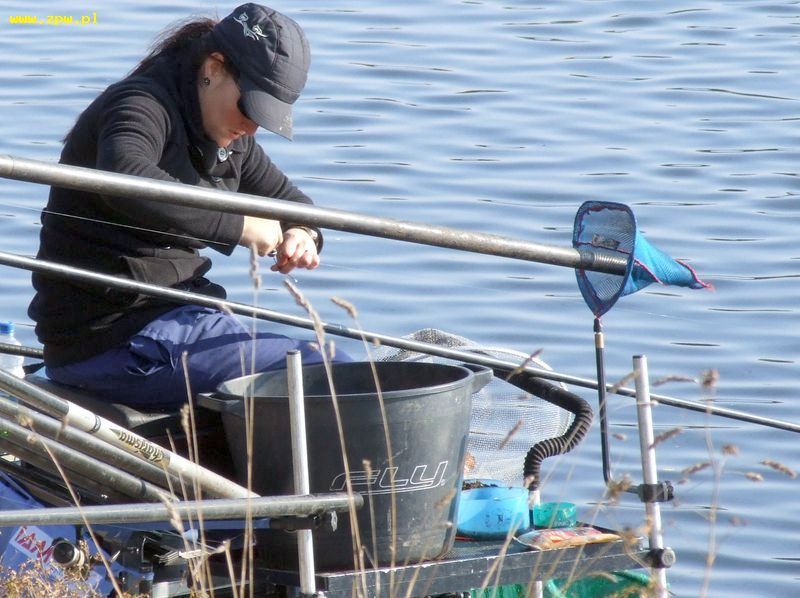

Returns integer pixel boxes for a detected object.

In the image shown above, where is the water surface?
[1,1,799,595]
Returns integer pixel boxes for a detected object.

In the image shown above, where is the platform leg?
[633,355,668,598]
[287,351,317,597]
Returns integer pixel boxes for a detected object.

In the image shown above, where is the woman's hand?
[240,216,283,256]
[272,227,320,274]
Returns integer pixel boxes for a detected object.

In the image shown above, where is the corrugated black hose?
[500,369,594,492]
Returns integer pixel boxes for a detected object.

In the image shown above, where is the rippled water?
[2,1,799,595]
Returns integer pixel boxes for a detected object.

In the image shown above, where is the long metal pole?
[0,410,167,501]
[1,251,797,435]
[287,350,317,596]
[0,368,256,499]
[633,355,668,598]
[0,436,134,504]
[0,154,626,275]
[0,493,361,527]
[0,394,183,495]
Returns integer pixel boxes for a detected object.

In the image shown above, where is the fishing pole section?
[0,154,627,274]
[0,250,795,435]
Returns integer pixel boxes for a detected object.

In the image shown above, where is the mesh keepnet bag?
[375,328,573,486]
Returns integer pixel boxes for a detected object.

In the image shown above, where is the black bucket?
[198,360,491,571]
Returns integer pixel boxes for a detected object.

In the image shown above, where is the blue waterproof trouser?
[47,305,349,408]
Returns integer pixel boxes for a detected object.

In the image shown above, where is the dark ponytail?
[63,15,237,143]
[130,17,218,76]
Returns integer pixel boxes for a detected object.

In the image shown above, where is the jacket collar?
[173,51,247,178]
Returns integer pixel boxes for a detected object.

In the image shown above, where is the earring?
[203,77,211,86]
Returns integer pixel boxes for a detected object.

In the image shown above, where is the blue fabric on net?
[573,201,708,317]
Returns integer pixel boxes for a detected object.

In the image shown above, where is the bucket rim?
[212,360,487,402]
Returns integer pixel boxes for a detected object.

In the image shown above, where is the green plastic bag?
[471,570,652,598]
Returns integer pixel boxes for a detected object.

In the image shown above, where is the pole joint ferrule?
[646,546,676,569]
[627,480,674,503]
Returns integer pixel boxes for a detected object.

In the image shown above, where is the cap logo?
[233,12,267,42]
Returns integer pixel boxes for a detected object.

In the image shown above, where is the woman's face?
[198,54,258,148]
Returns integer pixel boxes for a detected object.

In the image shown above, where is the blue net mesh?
[573,201,708,317]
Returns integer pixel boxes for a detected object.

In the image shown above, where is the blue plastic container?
[457,482,530,539]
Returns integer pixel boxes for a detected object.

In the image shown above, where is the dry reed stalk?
[397,496,462,598]
[285,281,369,596]
[464,451,476,475]
[161,428,214,596]
[652,375,696,387]
[179,351,220,595]
[360,458,381,585]
[698,371,728,598]
[649,426,683,450]
[331,294,401,586]
[21,423,126,597]
[610,370,636,394]
[677,460,710,486]
[502,348,544,381]
[605,474,633,505]
[222,539,241,598]
[244,244,264,597]
[498,419,523,450]
[700,369,719,391]
[475,517,528,595]
[760,459,797,479]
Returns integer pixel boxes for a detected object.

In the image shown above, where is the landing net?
[375,328,573,486]
[573,201,708,317]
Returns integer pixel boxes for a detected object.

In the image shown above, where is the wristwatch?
[287,225,321,250]
[295,226,318,243]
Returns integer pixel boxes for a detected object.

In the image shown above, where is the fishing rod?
[0,154,627,275]
[0,393,184,495]
[0,492,361,527]
[0,408,167,502]
[0,365,257,500]
[0,250,797,435]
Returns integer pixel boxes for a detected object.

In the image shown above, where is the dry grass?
[4,287,792,598]
[0,556,108,597]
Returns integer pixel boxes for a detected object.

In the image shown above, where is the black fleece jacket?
[28,49,320,367]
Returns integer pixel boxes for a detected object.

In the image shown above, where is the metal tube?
[0,394,184,495]
[0,437,132,504]
[0,492,362,527]
[0,154,627,275]
[0,412,167,501]
[287,351,316,595]
[633,355,668,598]
[594,318,613,484]
[0,341,43,358]
[0,368,255,499]
[288,353,311,498]
[1,252,797,434]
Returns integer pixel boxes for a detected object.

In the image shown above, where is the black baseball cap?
[211,3,310,140]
